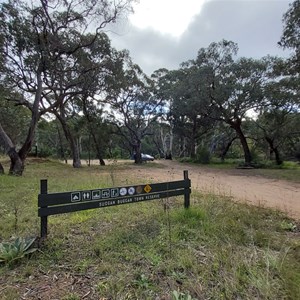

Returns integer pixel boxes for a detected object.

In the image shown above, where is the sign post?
[38,170,191,239]
[184,170,190,208]
[40,179,48,239]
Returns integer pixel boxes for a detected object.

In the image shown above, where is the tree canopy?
[0,0,299,175]
[0,0,135,174]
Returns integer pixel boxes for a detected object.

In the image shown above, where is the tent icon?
[71,192,81,202]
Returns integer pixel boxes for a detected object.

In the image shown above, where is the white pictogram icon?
[71,192,81,202]
[111,188,119,197]
[128,187,135,195]
[102,189,110,198]
[120,187,127,196]
[82,191,91,200]
[92,190,101,199]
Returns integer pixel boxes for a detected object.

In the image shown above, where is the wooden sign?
[38,170,191,238]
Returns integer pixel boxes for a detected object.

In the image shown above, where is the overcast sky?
[106,0,292,75]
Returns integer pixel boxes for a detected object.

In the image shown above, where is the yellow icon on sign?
[144,184,152,193]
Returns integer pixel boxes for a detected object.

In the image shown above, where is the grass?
[178,157,300,183]
[250,167,300,182]
[0,157,299,299]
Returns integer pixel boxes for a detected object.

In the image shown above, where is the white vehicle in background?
[131,153,155,161]
[141,153,155,161]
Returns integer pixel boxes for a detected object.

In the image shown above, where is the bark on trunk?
[266,137,283,165]
[190,137,196,159]
[179,137,186,158]
[56,123,67,163]
[220,137,237,162]
[0,162,4,174]
[82,100,106,166]
[18,70,43,163]
[134,142,142,164]
[230,121,252,165]
[0,123,25,175]
[90,128,105,166]
[55,113,82,168]
[71,142,81,168]
[161,129,173,159]
[190,118,197,159]
[8,148,24,175]
[0,70,43,175]
[274,148,283,165]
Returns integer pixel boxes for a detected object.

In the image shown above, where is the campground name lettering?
[98,193,161,208]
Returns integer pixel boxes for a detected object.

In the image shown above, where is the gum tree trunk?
[82,101,106,166]
[55,112,82,168]
[0,123,25,175]
[134,141,142,164]
[229,119,252,166]
[266,137,283,165]
[0,162,4,174]
[220,137,237,162]
[0,71,43,175]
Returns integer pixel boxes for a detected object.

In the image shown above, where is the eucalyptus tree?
[153,41,267,163]
[151,69,175,158]
[171,67,213,158]
[81,98,112,165]
[188,40,270,165]
[0,86,31,147]
[254,58,300,164]
[107,54,164,164]
[0,86,31,174]
[73,41,123,166]
[207,122,237,162]
[279,0,300,73]
[0,0,134,174]
[255,110,300,164]
[43,32,117,167]
[152,67,213,158]
[158,120,174,159]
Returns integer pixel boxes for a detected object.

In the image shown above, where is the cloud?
[129,0,206,37]
[108,25,181,73]
[108,0,291,75]
[180,0,290,59]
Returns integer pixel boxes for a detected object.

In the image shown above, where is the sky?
[107,0,292,75]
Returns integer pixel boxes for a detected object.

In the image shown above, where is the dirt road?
[120,159,300,220]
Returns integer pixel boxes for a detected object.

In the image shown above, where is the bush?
[38,146,53,158]
[295,142,300,162]
[178,157,193,163]
[195,147,210,164]
[0,237,37,265]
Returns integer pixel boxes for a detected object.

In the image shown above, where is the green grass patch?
[0,158,299,299]
[251,168,300,182]
[177,157,300,182]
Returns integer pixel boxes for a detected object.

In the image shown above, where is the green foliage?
[280,220,297,231]
[0,237,37,264]
[195,146,211,164]
[0,93,31,145]
[178,157,194,163]
[295,142,300,161]
[133,274,152,289]
[279,0,300,72]
[172,290,196,300]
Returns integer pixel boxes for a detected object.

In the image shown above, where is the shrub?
[0,237,37,265]
[195,147,211,164]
